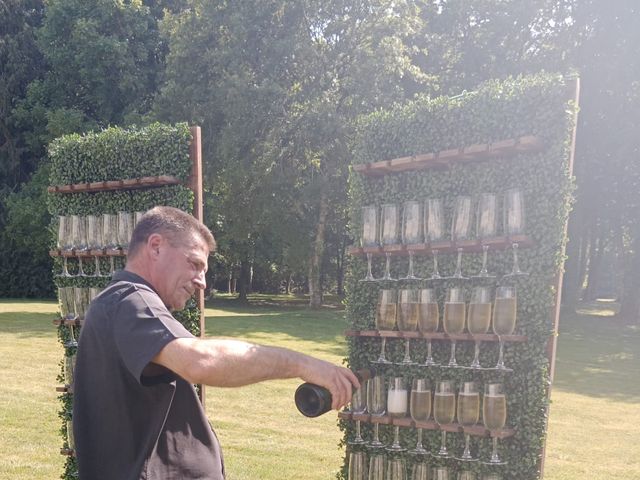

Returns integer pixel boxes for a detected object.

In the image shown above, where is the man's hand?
[298,358,360,411]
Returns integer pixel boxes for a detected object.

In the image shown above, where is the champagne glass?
[443,288,465,368]
[418,288,439,366]
[410,461,429,480]
[63,287,76,319]
[134,211,145,226]
[57,287,70,320]
[367,374,387,448]
[425,198,445,281]
[409,378,431,455]
[397,289,419,365]
[433,466,451,480]
[468,286,492,369]
[360,205,379,282]
[348,451,368,480]
[71,215,88,276]
[400,201,423,281]
[482,383,507,465]
[458,471,477,480]
[379,203,399,282]
[368,451,385,480]
[117,211,133,251]
[57,216,73,277]
[74,287,89,320]
[386,457,406,480]
[386,377,408,452]
[472,193,497,279]
[434,380,456,457]
[492,286,516,371]
[375,289,396,364]
[349,381,367,445]
[482,475,502,480]
[456,382,480,461]
[502,188,528,278]
[446,196,472,280]
[87,215,104,277]
[103,213,118,275]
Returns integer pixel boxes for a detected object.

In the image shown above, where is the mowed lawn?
[0,296,638,480]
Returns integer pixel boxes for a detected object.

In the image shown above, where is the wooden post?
[189,126,206,404]
[539,76,580,477]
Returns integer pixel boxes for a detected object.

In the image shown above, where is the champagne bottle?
[294,368,375,418]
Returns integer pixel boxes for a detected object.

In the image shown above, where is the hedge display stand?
[47,123,205,479]
[340,73,579,480]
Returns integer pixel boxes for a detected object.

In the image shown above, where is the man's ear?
[147,233,163,257]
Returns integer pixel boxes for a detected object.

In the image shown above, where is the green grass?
[1,296,639,479]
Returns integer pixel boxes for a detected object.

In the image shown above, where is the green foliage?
[47,123,201,480]
[343,73,576,480]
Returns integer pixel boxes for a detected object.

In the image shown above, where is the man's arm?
[151,337,360,410]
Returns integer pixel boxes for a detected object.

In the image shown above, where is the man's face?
[153,234,209,311]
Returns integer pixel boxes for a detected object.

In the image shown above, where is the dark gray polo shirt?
[73,270,224,480]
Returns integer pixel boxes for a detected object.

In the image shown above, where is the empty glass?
[134,211,146,225]
[349,381,367,445]
[425,198,445,280]
[410,461,429,480]
[397,289,419,365]
[400,201,423,281]
[433,466,451,480]
[493,286,516,371]
[380,203,399,282]
[386,457,406,480]
[458,471,477,480]
[456,382,480,461]
[443,288,465,367]
[434,380,456,457]
[348,451,368,480]
[368,451,385,480]
[473,193,497,278]
[447,196,472,280]
[117,211,133,250]
[361,205,379,283]
[87,215,104,277]
[367,375,386,448]
[417,288,439,366]
[482,383,507,465]
[71,215,88,276]
[56,216,73,277]
[74,287,89,319]
[468,286,492,369]
[409,378,431,455]
[503,188,528,278]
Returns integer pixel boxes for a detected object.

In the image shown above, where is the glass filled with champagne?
[386,377,408,452]
[368,450,385,480]
[367,374,386,448]
[482,383,508,465]
[432,466,451,480]
[411,460,429,480]
[458,471,477,480]
[397,289,419,365]
[418,288,439,366]
[434,380,456,457]
[492,286,516,370]
[409,378,431,455]
[374,289,396,364]
[468,286,492,369]
[444,288,465,367]
[348,451,367,480]
[385,457,406,480]
[456,381,480,461]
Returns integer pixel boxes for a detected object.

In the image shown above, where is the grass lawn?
[0,295,638,479]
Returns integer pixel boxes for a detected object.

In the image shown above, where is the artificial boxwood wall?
[341,73,577,480]
[47,122,201,480]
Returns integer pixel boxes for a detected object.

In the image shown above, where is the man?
[73,206,358,480]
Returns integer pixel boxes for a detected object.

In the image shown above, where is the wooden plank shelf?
[60,448,75,457]
[352,135,544,177]
[47,174,182,194]
[347,235,532,257]
[338,411,515,439]
[56,385,73,394]
[345,330,527,343]
[49,248,127,257]
[53,318,84,327]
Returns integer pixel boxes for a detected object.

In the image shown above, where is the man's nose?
[193,269,206,290]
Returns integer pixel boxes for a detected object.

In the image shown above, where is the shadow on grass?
[0,299,58,338]
[554,302,640,403]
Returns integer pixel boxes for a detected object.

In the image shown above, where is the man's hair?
[128,206,216,257]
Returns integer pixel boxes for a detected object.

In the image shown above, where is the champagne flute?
[367,374,387,448]
[386,457,406,480]
[443,288,465,368]
[349,380,367,445]
[375,289,396,364]
[117,211,133,251]
[71,215,88,276]
[360,205,379,283]
[456,381,480,461]
[482,383,507,465]
[379,203,399,282]
[472,193,497,279]
[492,286,516,371]
[409,378,431,455]
[400,201,423,281]
[386,377,408,452]
[410,461,429,480]
[87,215,104,277]
[425,198,445,281]
[348,451,368,480]
[502,188,528,278]
[57,216,73,277]
[397,289,419,365]
[103,213,118,275]
[368,450,385,480]
[468,286,492,369]
[134,211,145,226]
[482,475,502,480]
[434,380,456,457]
[446,196,472,280]
[458,471,477,480]
[418,288,439,366]
[433,466,451,480]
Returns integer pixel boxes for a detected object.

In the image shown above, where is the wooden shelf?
[49,248,127,258]
[338,412,515,439]
[56,385,73,394]
[352,135,544,177]
[345,330,527,343]
[47,174,182,194]
[53,318,84,327]
[347,235,532,257]
[60,448,75,457]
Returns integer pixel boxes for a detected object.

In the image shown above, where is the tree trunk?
[336,233,347,296]
[583,228,603,301]
[238,258,250,303]
[619,232,640,324]
[286,273,293,295]
[562,212,584,308]
[309,189,329,308]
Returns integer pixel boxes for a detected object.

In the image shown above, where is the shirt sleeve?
[112,284,195,385]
